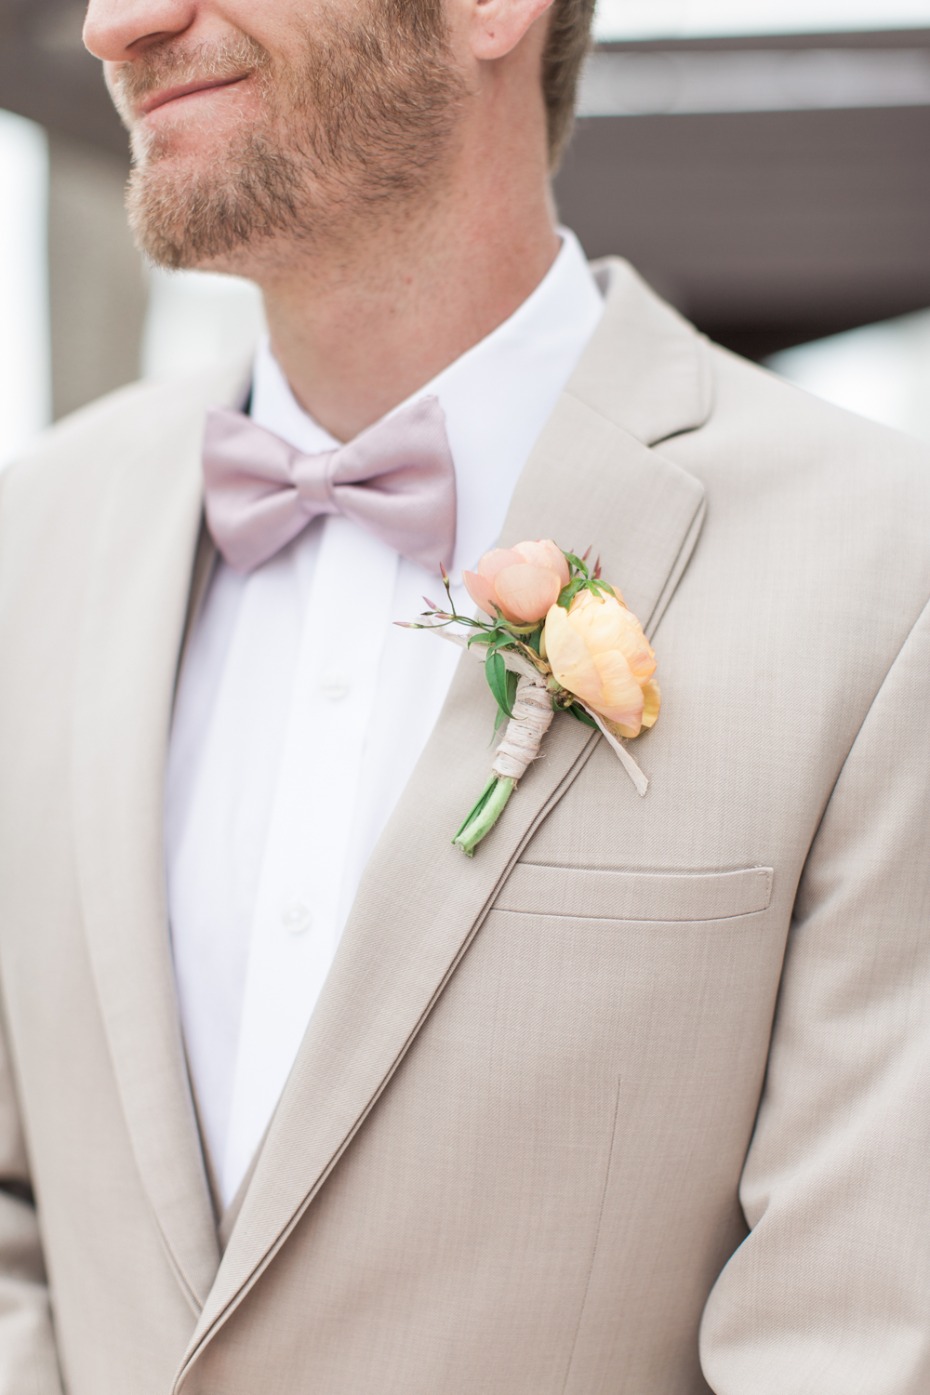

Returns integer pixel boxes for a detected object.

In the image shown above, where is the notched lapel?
[72,364,247,1312]
[185,266,710,1364]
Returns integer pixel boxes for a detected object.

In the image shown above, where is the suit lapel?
[182,260,712,1362]
[72,363,248,1311]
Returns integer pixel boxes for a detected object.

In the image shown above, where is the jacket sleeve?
[700,595,930,1393]
[0,467,64,1393]
[0,1003,64,1394]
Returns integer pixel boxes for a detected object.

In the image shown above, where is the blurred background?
[1,0,929,466]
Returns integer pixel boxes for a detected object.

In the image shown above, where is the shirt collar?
[250,227,604,576]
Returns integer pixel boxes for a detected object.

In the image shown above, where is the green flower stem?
[452,775,517,857]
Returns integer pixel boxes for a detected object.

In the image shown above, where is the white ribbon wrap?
[435,632,648,796]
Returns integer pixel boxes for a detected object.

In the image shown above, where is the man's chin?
[126,206,207,273]
[124,126,316,274]
[130,225,258,275]
[126,167,259,272]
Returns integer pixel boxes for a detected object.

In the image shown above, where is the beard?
[109,4,465,271]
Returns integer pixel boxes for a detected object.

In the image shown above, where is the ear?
[467,0,556,61]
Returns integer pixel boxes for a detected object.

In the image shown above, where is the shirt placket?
[221,515,398,1201]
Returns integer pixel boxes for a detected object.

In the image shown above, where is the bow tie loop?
[203,394,457,575]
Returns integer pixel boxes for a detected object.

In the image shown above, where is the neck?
[251,157,559,442]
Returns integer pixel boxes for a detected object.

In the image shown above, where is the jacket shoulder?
[2,358,251,511]
[0,360,248,610]
[666,339,930,631]
[702,340,930,482]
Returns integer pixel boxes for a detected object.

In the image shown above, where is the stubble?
[110,4,465,271]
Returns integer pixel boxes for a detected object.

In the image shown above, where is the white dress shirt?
[164,230,605,1208]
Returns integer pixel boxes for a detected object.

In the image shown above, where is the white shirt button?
[319,670,351,700]
[280,899,313,935]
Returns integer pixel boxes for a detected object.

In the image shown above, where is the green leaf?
[506,668,518,712]
[557,577,587,609]
[491,671,521,732]
[567,703,598,729]
[563,551,590,577]
[485,649,515,718]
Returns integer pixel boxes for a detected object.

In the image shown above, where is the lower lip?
[143,78,247,121]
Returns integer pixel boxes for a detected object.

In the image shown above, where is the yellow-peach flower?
[464,539,570,625]
[544,587,660,738]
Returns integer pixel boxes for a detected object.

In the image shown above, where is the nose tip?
[82,0,195,62]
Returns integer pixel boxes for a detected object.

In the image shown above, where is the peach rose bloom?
[464,539,570,625]
[544,587,661,738]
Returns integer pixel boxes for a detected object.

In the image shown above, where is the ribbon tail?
[581,705,649,797]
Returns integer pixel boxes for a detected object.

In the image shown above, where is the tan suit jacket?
[1,260,930,1394]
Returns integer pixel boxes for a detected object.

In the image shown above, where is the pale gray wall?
[47,133,147,421]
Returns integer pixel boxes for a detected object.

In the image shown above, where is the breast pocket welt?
[492,862,774,924]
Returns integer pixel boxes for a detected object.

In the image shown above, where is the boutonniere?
[401,540,660,855]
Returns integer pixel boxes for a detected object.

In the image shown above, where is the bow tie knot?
[294,452,339,516]
[202,394,457,575]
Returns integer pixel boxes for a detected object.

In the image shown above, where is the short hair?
[542,0,597,168]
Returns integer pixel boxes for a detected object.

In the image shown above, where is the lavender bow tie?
[202,394,457,574]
